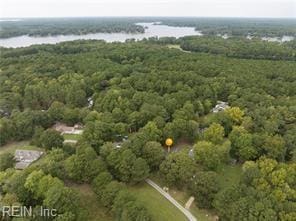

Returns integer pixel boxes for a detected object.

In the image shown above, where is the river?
[0,22,202,48]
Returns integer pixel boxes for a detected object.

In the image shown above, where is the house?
[212,101,230,113]
[53,122,83,135]
[15,150,44,170]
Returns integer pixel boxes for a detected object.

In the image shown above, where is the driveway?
[145,179,197,221]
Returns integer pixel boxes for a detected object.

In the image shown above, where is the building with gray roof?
[15,150,44,170]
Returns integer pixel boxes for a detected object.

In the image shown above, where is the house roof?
[212,101,230,113]
[52,122,83,134]
[14,150,43,170]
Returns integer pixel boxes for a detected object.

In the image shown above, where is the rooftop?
[15,150,44,170]
[53,122,83,135]
[212,101,230,113]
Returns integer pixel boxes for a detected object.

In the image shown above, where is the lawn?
[63,133,81,140]
[128,182,188,221]
[0,141,42,155]
[217,164,242,189]
[167,188,217,221]
[70,184,114,221]
[166,44,190,53]
[149,175,216,221]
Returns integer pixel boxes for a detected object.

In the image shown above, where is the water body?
[0,22,202,48]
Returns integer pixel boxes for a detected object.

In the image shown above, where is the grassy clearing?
[128,182,187,221]
[166,44,190,53]
[217,164,242,189]
[0,141,42,155]
[170,189,217,221]
[167,44,182,49]
[70,184,114,221]
[149,175,216,221]
[63,133,81,140]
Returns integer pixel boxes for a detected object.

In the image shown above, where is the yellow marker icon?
[165,138,173,152]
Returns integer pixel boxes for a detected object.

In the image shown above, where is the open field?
[128,182,188,221]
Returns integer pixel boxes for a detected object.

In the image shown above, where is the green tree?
[48,101,65,122]
[194,141,221,171]
[0,153,15,171]
[66,88,86,107]
[139,121,162,142]
[31,126,44,146]
[203,123,225,144]
[229,126,258,161]
[213,185,242,221]
[189,171,220,209]
[142,141,165,170]
[1,193,20,206]
[172,102,195,121]
[65,146,106,182]
[160,151,196,187]
[24,170,46,199]
[92,172,113,199]
[106,149,149,183]
[11,110,35,140]
[101,181,125,208]
[131,158,150,183]
[44,186,80,218]
[0,118,15,145]
[2,170,33,205]
[39,129,64,150]
[39,149,67,179]
[263,135,286,161]
[225,107,244,125]
[82,120,114,152]
[113,190,151,221]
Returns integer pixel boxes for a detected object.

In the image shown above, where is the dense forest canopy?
[177,36,296,60]
[1,17,295,38]
[0,36,296,221]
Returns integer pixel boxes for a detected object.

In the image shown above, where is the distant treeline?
[178,36,296,61]
[143,36,296,61]
[0,17,145,38]
[158,17,296,38]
